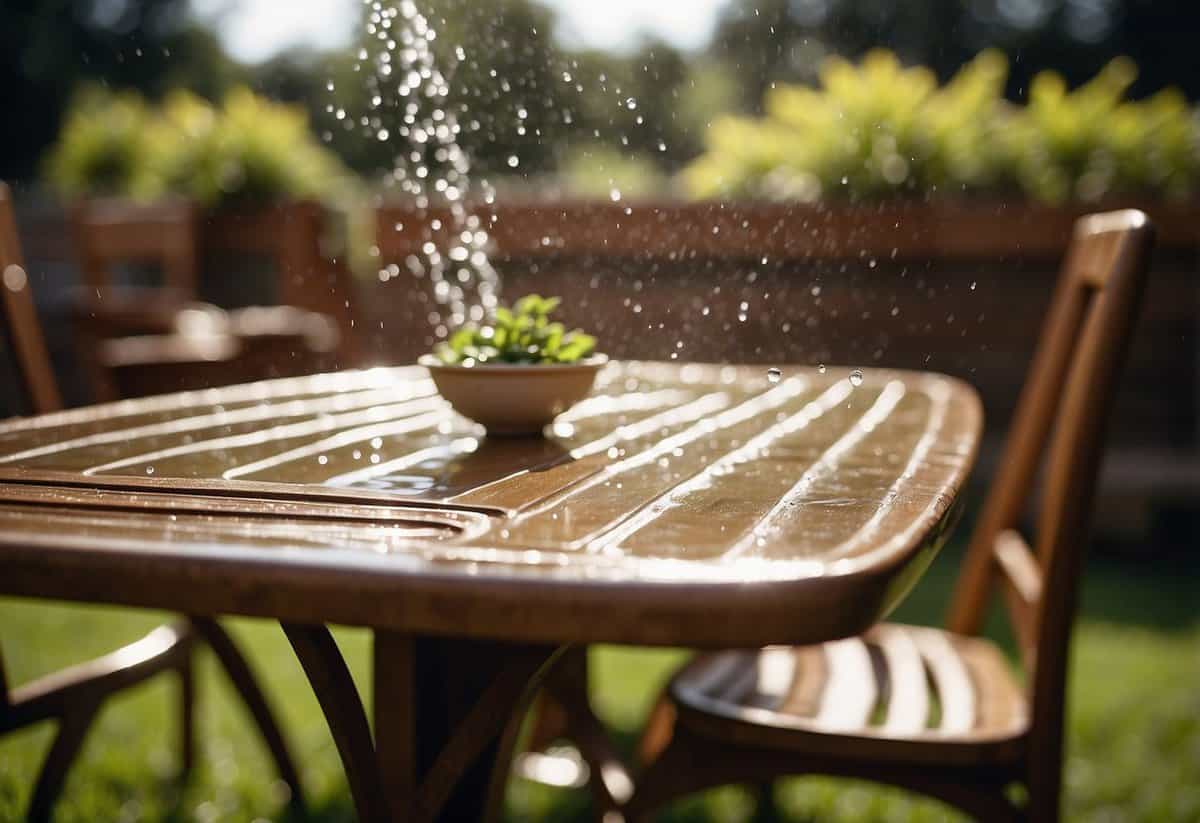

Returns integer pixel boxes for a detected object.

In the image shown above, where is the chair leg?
[26,702,101,823]
[625,722,749,823]
[528,647,634,815]
[188,618,305,812]
[179,652,197,779]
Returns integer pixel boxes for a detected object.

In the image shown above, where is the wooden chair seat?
[667,625,1027,768]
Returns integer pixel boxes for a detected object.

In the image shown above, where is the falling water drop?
[849,369,864,387]
[767,367,782,384]
[507,155,520,168]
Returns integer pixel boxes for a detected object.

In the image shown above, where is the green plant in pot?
[420,295,606,436]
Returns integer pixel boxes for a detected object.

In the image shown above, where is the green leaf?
[429,294,599,366]
[447,326,476,353]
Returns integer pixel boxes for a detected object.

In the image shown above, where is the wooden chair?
[0,182,305,821]
[73,198,199,300]
[70,199,346,401]
[614,210,1155,822]
[203,201,362,367]
[73,200,203,327]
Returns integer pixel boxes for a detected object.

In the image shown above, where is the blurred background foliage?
[685,50,1200,203]
[4,0,1200,203]
[45,86,349,207]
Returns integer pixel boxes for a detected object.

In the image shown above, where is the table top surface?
[0,362,982,647]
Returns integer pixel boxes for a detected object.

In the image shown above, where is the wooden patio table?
[0,361,981,821]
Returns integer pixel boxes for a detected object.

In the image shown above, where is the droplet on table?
[767,367,782,384]
[849,369,864,387]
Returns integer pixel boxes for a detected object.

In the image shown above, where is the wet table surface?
[0,361,982,821]
[0,361,981,647]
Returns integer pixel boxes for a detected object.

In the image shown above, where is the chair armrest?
[2,622,192,731]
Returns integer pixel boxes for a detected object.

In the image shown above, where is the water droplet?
[817,364,827,374]
[507,155,520,168]
[849,369,864,387]
[767,368,782,384]
[145,466,155,475]
[625,97,637,110]
[609,188,622,202]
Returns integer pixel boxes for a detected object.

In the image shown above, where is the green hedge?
[44,86,346,208]
[684,50,1200,204]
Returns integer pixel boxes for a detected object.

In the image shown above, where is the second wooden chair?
[621,210,1155,822]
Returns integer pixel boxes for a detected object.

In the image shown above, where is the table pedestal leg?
[375,631,562,823]
[284,621,560,822]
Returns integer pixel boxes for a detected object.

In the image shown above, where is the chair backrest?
[203,202,361,366]
[945,209,1153,756]
[72,198,198,296]
[0,182,62,414]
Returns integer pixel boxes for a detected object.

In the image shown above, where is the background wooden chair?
[617,210,1154,822]
[202,201,362,367]
[70,197,200,340]
[70,198,345,400]
[1,181,305,821]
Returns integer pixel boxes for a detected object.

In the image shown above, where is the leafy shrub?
[44,86,345,208]
[44,88,166,200]
[435,294,597,365]
[685,50,1199,203]
[1001,58,1200,203]
[685,50,1009,201]
[561,145,670,200]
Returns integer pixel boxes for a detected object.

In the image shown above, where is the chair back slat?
[0,183,62,414]
[72,198,197,296]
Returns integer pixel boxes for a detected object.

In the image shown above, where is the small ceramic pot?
[419,354,608,436]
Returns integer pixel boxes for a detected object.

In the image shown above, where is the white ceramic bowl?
[419,354,608,436]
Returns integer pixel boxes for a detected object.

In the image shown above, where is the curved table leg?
[281,622,390,823]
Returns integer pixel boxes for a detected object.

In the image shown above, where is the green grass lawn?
[1,542,1197,822]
